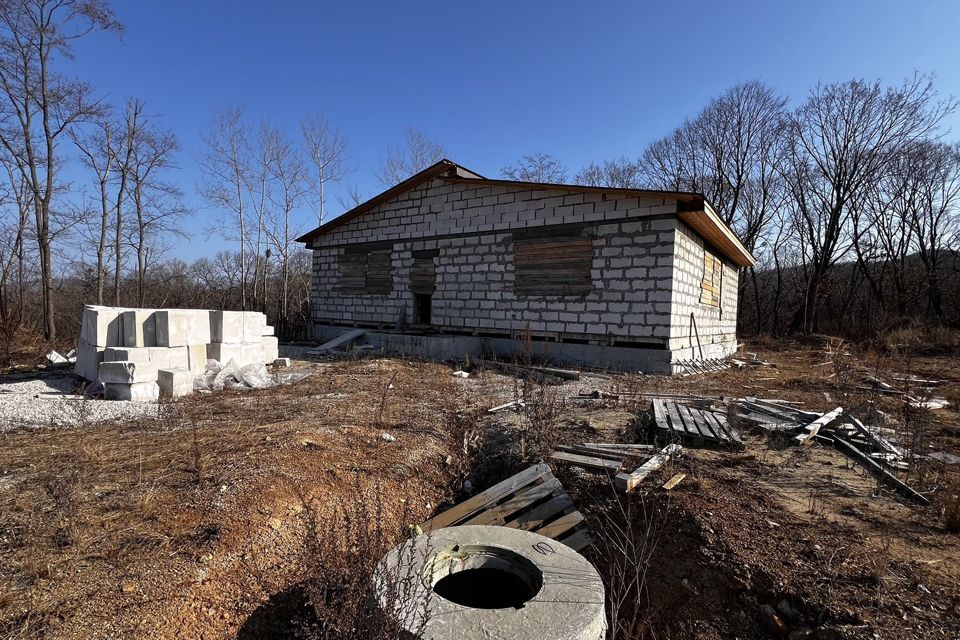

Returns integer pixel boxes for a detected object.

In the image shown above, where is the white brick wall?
[665,221,739,359]
[308,177,739,352]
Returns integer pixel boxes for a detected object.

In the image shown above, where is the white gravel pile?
[0,374,163,430]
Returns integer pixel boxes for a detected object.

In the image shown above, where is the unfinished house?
[296,160,755,373]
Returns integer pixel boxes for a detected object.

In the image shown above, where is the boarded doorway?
[410,249,438,326]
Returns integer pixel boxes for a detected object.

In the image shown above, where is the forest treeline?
[1,1,958,362]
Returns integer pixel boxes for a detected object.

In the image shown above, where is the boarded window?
[700,248,722,307]
[410,249,439,295]
[514,233,593,296]
[339,245,393,295]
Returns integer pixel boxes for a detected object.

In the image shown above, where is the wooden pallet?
[652,398,743,448]
[417,463,591,551]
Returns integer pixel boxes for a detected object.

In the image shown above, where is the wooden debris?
[832,436,929,505]
[476,358,565,385]
[550,451,623,472]
[527,365,580,381]
[487,399,525,414]
[652,398,742,448]
[615,444,682,493]
[794,407,844,445]
[662,473,686,490]
[418,463,590,550]
[676,358,730,376]
[307,329,367,356]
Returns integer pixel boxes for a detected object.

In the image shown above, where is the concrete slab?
[209,310,244,343]
[261,336,279,363]
[185,344,208,372]
[80,305,125,347]
[74,338,104,381]
[155,309,211,347]
[158,368,193,398]
[242,312,267,341]
[103,346,152,364]
[98,361,158,384]
[122,310,157,347]
[104,381,159,402]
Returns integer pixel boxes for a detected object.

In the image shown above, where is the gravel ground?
[0,373,162,430]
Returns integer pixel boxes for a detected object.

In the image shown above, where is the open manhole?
[427,544,543,610]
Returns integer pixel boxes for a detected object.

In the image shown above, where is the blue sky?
[68,0,960,260]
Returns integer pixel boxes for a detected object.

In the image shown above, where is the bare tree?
[70,117,117,304]
[0,0,121,339]
[199,108,250,309]
[902,141,960,321]
[639,81,789,251]
[377,128,444,186]
[782,76,953,332]
[501,152,567,183]
[265,127,307,335]
[302,115,348,225]
[127,111,182,306]
[575,157,642,188]
[245,121,277,312]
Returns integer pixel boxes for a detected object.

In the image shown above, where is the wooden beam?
[615,444,682,493]
[833,436,928,505]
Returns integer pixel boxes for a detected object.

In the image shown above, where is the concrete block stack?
[75,305,277,401]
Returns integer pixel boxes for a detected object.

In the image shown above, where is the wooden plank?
[794,407,844,445]
[504,493,575,532]
[534,511,585,540]
[652,399,668,432]
[664,401,688,440]
[582,442,655,451]
[699,409,728,442]
[692,407,724,441]
[832,436,928,505]
[420,464,550,531]
[550,451,622,472]
[554,444,627,462]
[487,400,525,413]
[849,417,901,457]
[557,528,592,552]
[676,403,709,439]
[308,329,367,355]
[615,444,682,493]
[712,412,743,445]
[662,473,686,490]
[464,477,564,526]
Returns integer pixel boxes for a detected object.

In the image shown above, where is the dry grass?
[0,358,477,639]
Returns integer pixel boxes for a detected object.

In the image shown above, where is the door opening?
[414,293,432,325]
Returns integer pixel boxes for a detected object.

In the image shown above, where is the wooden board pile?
[651,398,743,448]
[734,398,928,505]
[418,463,591,551]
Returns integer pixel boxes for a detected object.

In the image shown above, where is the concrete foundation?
[305,323,675,373]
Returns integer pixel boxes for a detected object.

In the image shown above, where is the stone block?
[80,305,125,347]
[186,344,208,373]
[158,368,193,398]
[103,346,152,364]
[262,325,275,336]
[207,342,244,364]
[210,310,244,343]
[155,310,211,347]
[104,381,159,402]
[74,338,103,381]
[147,347,172,369]
[272,357,291,367]
[122,310,157,347]
[167,346,190,369]
[262,336,279,363]
[99,361,158,384]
